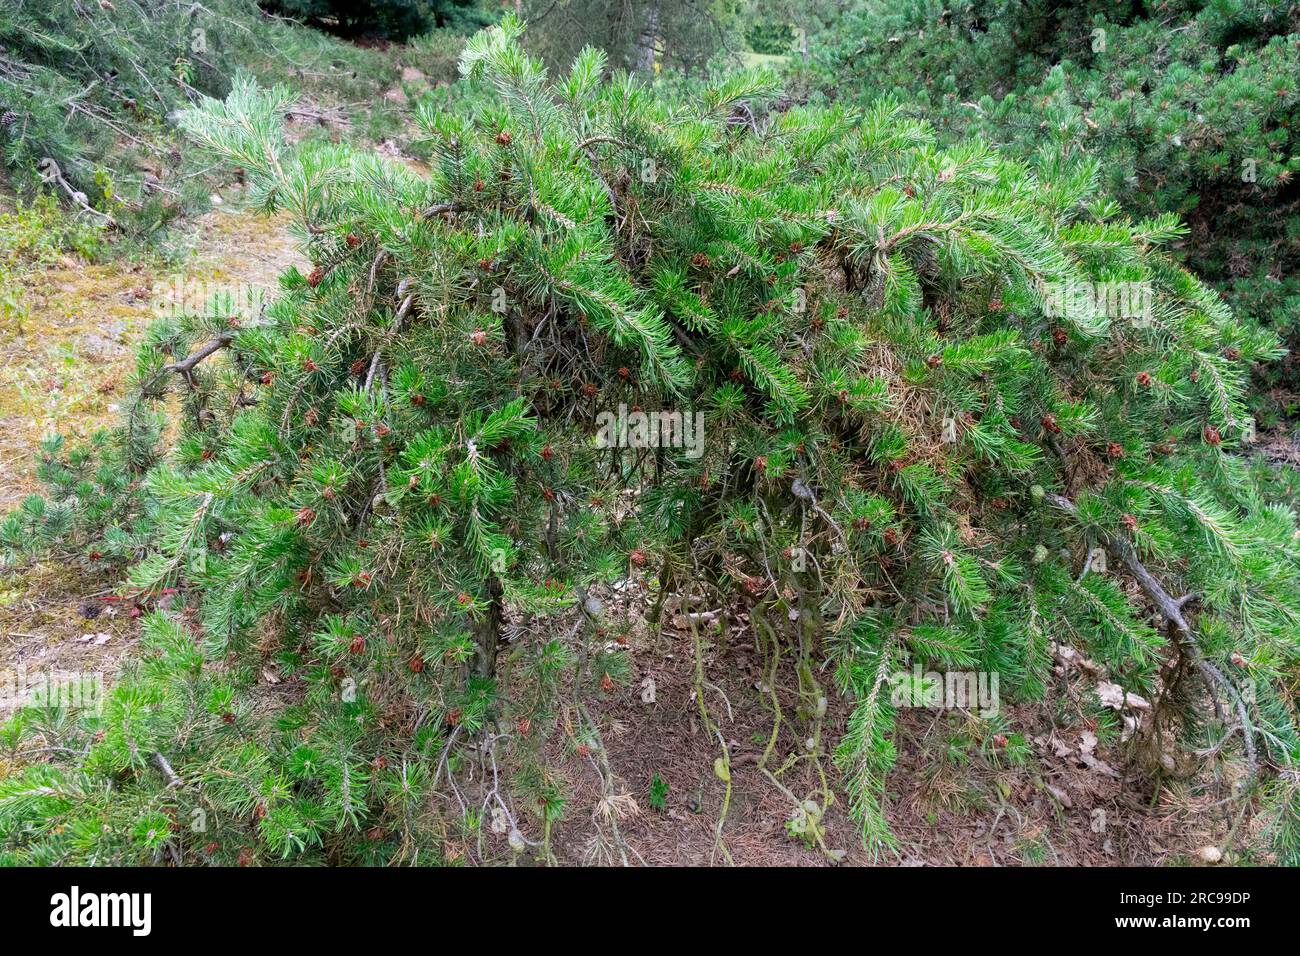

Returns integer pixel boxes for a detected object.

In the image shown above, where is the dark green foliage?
[262,0,491,41]
[3,16,1298,866]
[805,0,1300,413]
[520,0,739,75]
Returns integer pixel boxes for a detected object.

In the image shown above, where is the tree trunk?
[473,575,505,680]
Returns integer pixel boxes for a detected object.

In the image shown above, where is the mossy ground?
[0,193,303,708]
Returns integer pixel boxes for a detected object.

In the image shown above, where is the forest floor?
[523,593,1245,867]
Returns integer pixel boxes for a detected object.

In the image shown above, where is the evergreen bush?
[3,16,1297,864]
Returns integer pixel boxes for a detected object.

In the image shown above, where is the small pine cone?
[1204,425,1222,446]
[295,506,315,527]
[617,366,630,380]
[470,328,488,346]
[1052,327,1068,345]
[629,549,647,568]
[495,129,512,146]
[1135,370,1152,387]
[306,266,325,288]
[349,634,366,654]
[1040,414,1061,434]
[691,252,711,268]
[1107,442,1124,459]
[346,233,360,248]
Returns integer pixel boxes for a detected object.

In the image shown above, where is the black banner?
[0,865,1277,941]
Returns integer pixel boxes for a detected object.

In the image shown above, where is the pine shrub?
[3,16,1298,865]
